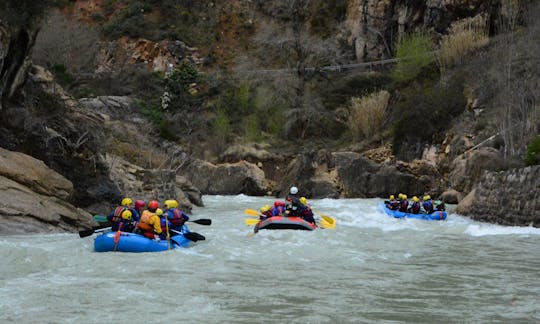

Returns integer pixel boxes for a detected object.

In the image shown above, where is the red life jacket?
[169,209,185,226]
[111,206,126,222]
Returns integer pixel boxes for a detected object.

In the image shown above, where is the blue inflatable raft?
[379,203,447,220]
[94,225,193,252]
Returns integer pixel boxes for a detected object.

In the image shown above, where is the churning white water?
[1,195,539,323]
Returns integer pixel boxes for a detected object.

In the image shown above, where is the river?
[1,195,539,323]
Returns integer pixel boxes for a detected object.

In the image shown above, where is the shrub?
[48,63,74,87]
[392,76,466,160]
[213,108,231,140]
[348,90,390,141]
[244,115,262,141]
[392,31,435,83]
[437,14,489,73]
[524,135,540,166]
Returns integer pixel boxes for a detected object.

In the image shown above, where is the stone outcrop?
[0,147,93,234]
[457,166,540,227]
[181,159,268,196]
[104,154,203,215]
[448,147,507,194]
[343,0,495,61]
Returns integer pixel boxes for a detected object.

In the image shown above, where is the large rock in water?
[0,147,93,234]
[457,166,540,227]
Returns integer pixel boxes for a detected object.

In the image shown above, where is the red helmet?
[135,200,145,210]
[148,200,159,210]
[274,201,285,207]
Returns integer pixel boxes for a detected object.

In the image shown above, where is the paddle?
[244,208,261,218]
[170,229,206,242]
[245,218,260,226]
[188,219,212,225]
[78,226,111,238]
[312,209,336,229]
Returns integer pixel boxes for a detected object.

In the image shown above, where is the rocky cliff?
[1,0,538,233]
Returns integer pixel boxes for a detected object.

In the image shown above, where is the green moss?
[524,135,540,166]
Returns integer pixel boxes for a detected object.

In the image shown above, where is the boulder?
[0,148,94,234]
[181,159,268,196]
[0,147,73,199]
[448,147,507,194]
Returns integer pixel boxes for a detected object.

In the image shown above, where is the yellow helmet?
[389,195,395,200]
[121,210,132,220]
[156,208,163,216]
[398,193,404,199]
[260,205,271,213]
[423,195,431,201]
[402,194,408,200]
[412,196,419,202]
[121,197,133,207]
[164,199,179,209]
[299,197,308,205]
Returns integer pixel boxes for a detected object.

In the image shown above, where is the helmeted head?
[290,186,298,195]
[121,210,132,220]
[260,205,271,213]
[398,193,404,200]
[423,195,431,201]
[156,208,163,216]
[135,200,145,210]
[164,199,179,209]
[402,194,408,200]
[390,195,395,200]
[148,200,159,211]
[299,197,308,205]
[274,200,285,207]
[121,197,133,207]
[412,196,419,202]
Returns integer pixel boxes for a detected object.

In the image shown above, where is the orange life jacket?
[137,210,162,234]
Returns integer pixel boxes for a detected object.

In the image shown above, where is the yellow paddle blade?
[244,209,261,217]
[245,218,260,226]
[319,218,336,229]
[318,214,336,229]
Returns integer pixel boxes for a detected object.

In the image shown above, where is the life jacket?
[388,200,399,210]
[423,201,434,213]
[168,209,186,226]
[137,210,162,234]
[110,206,126,223]
[398,200,409,212]
[271,205,285,216]
[409,202,421,214]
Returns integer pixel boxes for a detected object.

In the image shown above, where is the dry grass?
[437,14,490,72]
[348,90,390,141]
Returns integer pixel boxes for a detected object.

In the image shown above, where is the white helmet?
[290,186,298,195]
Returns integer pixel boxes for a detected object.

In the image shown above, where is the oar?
[244,209,261,218]
[187,219,212,225]
[312,209,336,229]
[245,218,260,226]
[78,226,111,238]
[170,229,205,242]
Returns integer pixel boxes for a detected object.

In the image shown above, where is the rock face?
[343,0,495,61]
[457,166,540,227]
[104,154,203,215]
[181,159,268,196]
[0,147,93,234]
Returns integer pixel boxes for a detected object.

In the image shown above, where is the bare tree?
[495,0,539,159]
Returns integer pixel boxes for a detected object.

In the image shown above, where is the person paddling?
[136,200,163,241]
[163,199,190,235]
